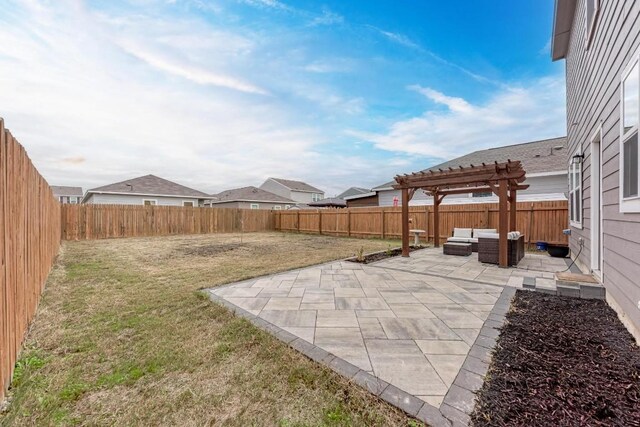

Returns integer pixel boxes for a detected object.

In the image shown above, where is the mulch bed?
[472,291,640,427]
[346,246,423,264]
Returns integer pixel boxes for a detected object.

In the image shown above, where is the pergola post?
[498,180,508,267]
[509,189,517,232]
[433,191,441,247]
[401,187,410,257]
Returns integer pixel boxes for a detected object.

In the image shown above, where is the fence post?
[381,209,385,239]
[297,210,300,233]
[347,210,351,237]
[318,210,322,235]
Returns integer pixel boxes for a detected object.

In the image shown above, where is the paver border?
[205,258,519,427]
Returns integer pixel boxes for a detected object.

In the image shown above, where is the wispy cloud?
[349,76,566,160]
[309,7,344,26]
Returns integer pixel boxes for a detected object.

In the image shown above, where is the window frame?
[311,193,322,202]
[182,200,195,207]
[273,205,282,210]
[250,203,259,209]
[569,151,583,229]
[585,0,600,48]
[142,199,158,206]
[620,51,640,213]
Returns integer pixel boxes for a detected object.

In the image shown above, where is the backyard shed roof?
[209,186,295,203]
[87,174,208,198]
[51,186,83,197]
[268,177,323,193]
[336,187,371,199]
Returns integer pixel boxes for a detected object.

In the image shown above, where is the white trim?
[619,50,640,213]
[590,125,604,276]
[569,149,583,229]
[142,199,158,206]
[273,205,282,210]
[585,0,600,49]
[526,170,567,178]
[250,203,260,209]
[182,200,195,207]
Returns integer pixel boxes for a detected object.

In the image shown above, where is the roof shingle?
[87,174,208,198]
[269,178,323,193]
[210,186,295,203]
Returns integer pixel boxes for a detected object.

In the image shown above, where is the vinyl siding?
[564,0,640,336]
[85,193,201,206]
[259,179,291,199]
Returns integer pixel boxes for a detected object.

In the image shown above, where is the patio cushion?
[447,237,472,243]
[472,228,497,237]
[508,231,522,240]
[453,228,473,238]
[476,232,499,239]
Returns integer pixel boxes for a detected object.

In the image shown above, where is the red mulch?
[471,291,640,427]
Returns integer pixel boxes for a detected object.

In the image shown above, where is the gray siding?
[564,0,640,336]
[85,193,201,206]
[207,201,291,210]
[376,174,568,206]
[259,179,291,199]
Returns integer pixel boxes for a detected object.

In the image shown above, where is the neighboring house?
[51,186,83,204]
[83,174,208,206]
[259,177,324,204]
[373,137,569,206]
[336,187,371,199]
[552,0,640,340]
[203,186,295,210]
[308,197,347,208]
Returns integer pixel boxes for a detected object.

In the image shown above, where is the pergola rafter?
[393,160,528,267]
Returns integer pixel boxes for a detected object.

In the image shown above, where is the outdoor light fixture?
[571,153,584,165]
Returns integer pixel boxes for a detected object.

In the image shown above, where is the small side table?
[409,229,426,246]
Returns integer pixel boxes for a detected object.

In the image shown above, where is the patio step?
[521,273,605,300]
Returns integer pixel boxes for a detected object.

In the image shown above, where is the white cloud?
[309,7,344,26]
[349,77,566,160]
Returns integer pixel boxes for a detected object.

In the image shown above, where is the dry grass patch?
[1,232,419,426]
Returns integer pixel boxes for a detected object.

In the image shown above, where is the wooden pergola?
[393,160,528,267]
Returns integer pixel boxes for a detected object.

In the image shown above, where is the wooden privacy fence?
[274,200,569,246]
[1,119,61,400]
[61,205,275,240]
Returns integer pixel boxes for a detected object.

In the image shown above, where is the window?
[250,203,259,209]
[273,205,282,210]
[70,197,78,204]
[621,55,640,212]
[569,155,583,227]
[143,199,157,206]
[586,0,600,47]
[285,204,291,209]
[472,191,492,198]
[182,201,194,207]
[312,193,322,202]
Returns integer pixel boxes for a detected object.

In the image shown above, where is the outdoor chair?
[447,228,498,252]
[477,232,525,266]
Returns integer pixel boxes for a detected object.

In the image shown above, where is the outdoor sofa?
[446,228,498,252]
[477,231,525,266]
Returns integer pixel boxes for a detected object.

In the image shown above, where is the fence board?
[274,201,569,246]
[0,119,61,400]
[60,205,275,240]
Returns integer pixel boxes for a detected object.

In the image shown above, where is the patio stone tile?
[215,287,263,297]
[362,288,382,298]
[418,395,445,408]
[412,292,454,304]
[315,328,371,371]
[288,288,305,298]
[300,302,335,310]
[282,327,315,343]
[260,310,316,328]
[316,310,359,328]
[447,293,497,305]
[452,328,481,346]
[225,297,269,314]
[358,317,387,339]
[301,291,334,304]
[389,303,436,319]
[426,354,467,386]
[334,288,366,298]
[256,288,291,297]
[429,306,485,329]
[379,318,459,340]
[335,297,390,310]
[355,309,396,318]
[416,340,470,355]
[366,339,448,396]
[379,384,425,417]
[262,297,302,311]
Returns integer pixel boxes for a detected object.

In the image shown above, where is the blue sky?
[0,0,566,195]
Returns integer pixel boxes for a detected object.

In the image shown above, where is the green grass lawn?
[0,232,421,426]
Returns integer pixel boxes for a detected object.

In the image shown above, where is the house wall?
[376,175,568,207]
[85,193,201,206]
[207,201,292,210]
[564,0,640,339]
[290,190,324,204]
[259,180,291,199]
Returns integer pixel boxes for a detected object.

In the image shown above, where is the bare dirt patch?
[0,232,418,426]
[472,291,640,427]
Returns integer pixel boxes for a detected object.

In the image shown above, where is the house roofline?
[204,199,295,204]
[343,191,377,200]
[83,190,205,202]
[551,0,577,61]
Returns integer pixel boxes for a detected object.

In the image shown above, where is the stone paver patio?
[207,248,570,426]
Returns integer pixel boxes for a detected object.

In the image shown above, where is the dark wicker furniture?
[478,235,525,266]
[443,242,472,256]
